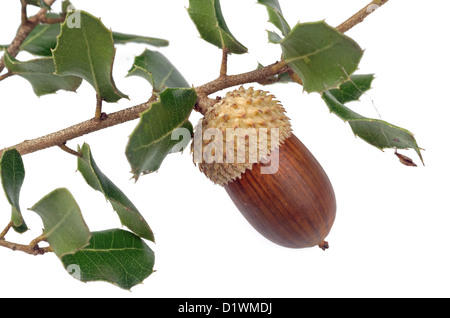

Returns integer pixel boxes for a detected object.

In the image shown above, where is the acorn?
[193,86,336,249]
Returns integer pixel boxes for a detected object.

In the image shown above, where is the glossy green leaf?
[1,22,169,57]
[18,14,61,56]
[1,10,168,57]
[26,0,51,9]
[126,88,197,179]
[30,188,91,258]
[257,0,291,37]
[327,74,375,104]
[112,32,168,47]
[267,30,283,44]
[322,77,423,164]
[21,24,59,57]
[0,12,63,56]
[3,51,82,96]
[61,229,155,290]
[77,143,154,242]
[0,149,27,233]
[61,0,73,14]
[127,49,189,92]
[278,21,364,93]
[188,0,247,54]
[52,10,127,102]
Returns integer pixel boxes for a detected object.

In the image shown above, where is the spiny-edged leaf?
[62,0,73,14]
[21,24,59,57]
[77,143,154,242]
[1,10,165,57]
[257,0,291,37]
[127,49,189,92]
[18,13,62,56]
[322,84,423,164]
[267,30,283,44]
[0,149,27,233]
[126,88,197,179]
[188,0,247,54]
[112,32,168,47]
[26,0,51,9]
[169,120,194,154]
[0,12,63,57]
[4,52,82,96]
[278,21,364,93]
[3,19,168,57]
[61,229,155,290]
[30,188,91,258]
[53,10,127,102]
[327,74,375,104]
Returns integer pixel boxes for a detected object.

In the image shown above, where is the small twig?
[257,76,282,86]
[271,60,287,73]
[95,95,103,120]
[0,232,51,255]
[0,101,150,158]
[58,142,82,158]
[197,61,290,97]
[28,233,47,249]
[196,94,218,115]
[0,222,14,240]
[337,0,389,33]
[220,47,229,78]
[39,16,66,24]
[0,71,14,82]
[196,61,290,114]
[20,0,29,24]
[288,70,303,86]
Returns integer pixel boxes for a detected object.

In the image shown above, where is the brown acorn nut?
[193,87,336,249]
[224,134,336,249]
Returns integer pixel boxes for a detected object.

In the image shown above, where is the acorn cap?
[193,86,292,185]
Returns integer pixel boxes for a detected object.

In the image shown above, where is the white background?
[0,0,449,298]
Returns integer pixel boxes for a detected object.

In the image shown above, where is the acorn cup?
[193,86,336,249]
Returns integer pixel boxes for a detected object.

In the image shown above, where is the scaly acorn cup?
[193,86,336,249]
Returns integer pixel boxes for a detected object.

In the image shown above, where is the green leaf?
[278,21,364,93]
[322,77,423,164]
[267,30,283,44]
[127,49,189,92]
[30,188,91,258]
[61,229,155,290]
[1,11,167,57]
[188,0,247,54]
[77,143,154,242]
[112,32,169,47]
[1,23,168,57]
[61,0,72,14]
[0,149,27,233]
[3,51,82,96]
[327,74,375,104]
[0,12,63,57]
[18,14,62,56]
[126,88,197,179]
[52,10,128,102]
[26,0,51,9]
[257,0,291,37]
